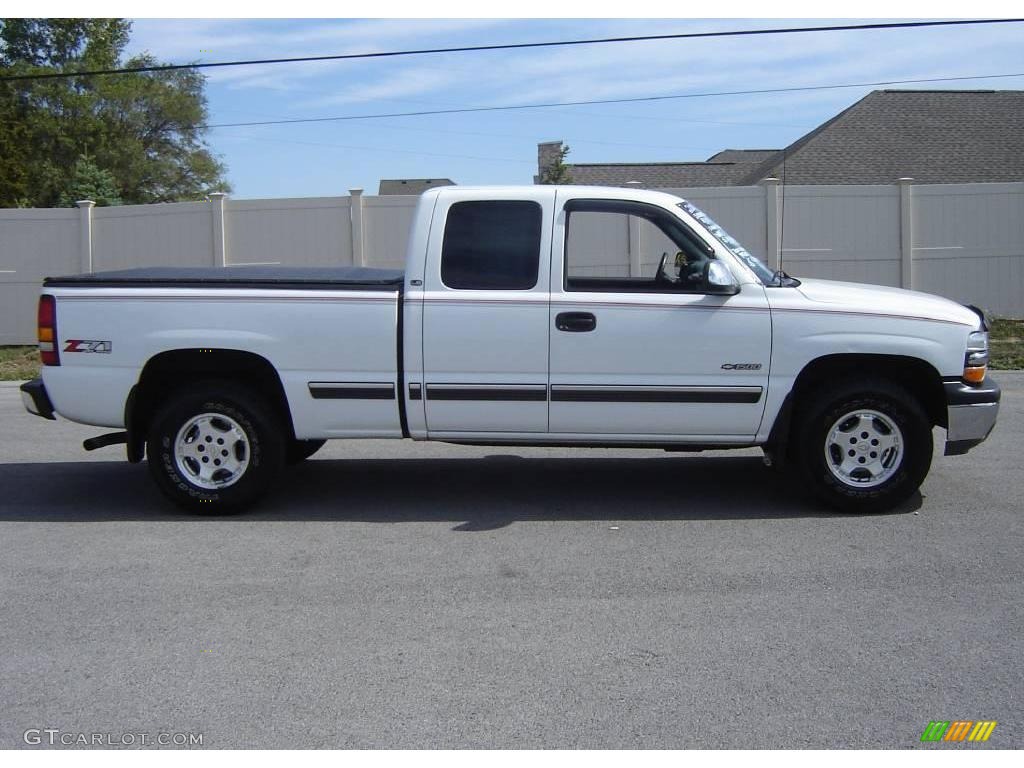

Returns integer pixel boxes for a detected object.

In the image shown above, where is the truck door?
[420,189,553,434]
[547,193,771,440]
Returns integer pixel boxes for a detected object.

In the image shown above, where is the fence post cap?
[897,177,914,184]
[208,192,228,200]
[349,188,364,196]
[760,176,779,185]
[75,200,96,208]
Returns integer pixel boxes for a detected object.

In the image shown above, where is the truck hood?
[792,278,980,327]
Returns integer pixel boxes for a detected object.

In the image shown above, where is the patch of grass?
[0,346,40,381]
[989,318,1024,370]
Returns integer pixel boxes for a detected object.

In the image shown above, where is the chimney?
[536,141,565,184]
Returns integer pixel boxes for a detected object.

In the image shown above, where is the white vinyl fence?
[1,182,1022,343]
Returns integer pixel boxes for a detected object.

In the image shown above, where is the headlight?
[963,330,989,384]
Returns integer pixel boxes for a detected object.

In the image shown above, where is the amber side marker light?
[38,294,60,366]
[963,366,987,384]
[963,331,988,385]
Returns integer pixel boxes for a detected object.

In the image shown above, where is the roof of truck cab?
[423,185,687,206]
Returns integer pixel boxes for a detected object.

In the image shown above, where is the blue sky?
[125,18,1024,198]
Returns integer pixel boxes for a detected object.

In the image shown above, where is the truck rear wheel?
[793,379,932,513]
[146,381,285,513]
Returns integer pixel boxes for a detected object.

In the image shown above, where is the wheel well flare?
[125,348,292,462]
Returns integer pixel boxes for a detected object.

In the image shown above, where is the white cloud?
[269,18,509,49]
[127,19,262,60]
[128,17,1024,124]
[128,17,1024,174]
[127,17,513,90]
[297,68,462,108]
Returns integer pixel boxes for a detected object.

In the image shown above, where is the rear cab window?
[441,200,543,290]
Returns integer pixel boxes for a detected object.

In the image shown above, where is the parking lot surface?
[1,375,1021,748]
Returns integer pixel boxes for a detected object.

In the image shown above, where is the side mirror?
[703,261,740,295]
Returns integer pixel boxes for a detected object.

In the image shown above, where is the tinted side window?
[441,201,542,290]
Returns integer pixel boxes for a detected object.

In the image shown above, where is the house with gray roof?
[537,90,1024,187]
[535,143,776,187]
[378,178,455,195]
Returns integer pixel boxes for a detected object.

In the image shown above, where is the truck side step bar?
[83,432,129,451]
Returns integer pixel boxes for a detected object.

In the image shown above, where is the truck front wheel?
[146,381,285,513]
[793,379,933,513]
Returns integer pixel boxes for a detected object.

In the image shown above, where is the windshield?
[677,200,775,285]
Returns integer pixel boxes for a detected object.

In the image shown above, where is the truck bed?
[41,265,405,438]
[43,266,405,290]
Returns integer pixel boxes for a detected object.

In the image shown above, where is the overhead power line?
[202,71,1024,130]
[1,18,1022,83]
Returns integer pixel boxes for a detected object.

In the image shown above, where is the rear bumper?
[944,376,1000,456]
[21,378,56,420]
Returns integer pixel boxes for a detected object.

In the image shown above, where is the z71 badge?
[64,340,112,353]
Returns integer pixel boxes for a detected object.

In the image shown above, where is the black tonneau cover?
[43,266,405,291]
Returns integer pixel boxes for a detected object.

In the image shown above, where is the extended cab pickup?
[21,186,1000,512]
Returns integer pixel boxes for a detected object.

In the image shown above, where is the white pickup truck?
[21,185,1000,513]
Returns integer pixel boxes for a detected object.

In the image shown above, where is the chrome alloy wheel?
[824,409,904,489]
[173,413,251,490]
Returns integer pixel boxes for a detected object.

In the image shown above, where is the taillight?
[38,295,59,366]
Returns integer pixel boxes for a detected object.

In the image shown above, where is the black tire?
[793,378,933,513]
[146,380,285,513]
[286,439,326,464]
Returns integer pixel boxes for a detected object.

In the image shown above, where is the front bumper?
[20,378,55,420]
[944,376,1000,455]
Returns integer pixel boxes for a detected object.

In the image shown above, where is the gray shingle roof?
[378,178,454,195]
[563,161,754,188]
[738,90,1024,185]
[705,149,779,164]
[556,147,778,188]
[543,90,1024,188]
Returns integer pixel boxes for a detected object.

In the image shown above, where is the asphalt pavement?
[1,375,1021,748]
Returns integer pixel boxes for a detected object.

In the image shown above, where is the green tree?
[57,154,122,207]
[539,143,573,184]
[0,82,31,205]
[0,18,229,207]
